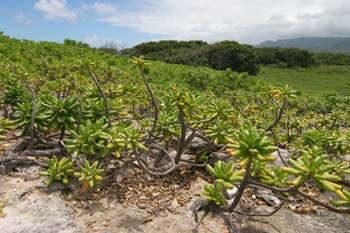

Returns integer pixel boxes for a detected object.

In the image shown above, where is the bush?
[63,39,90,48]
[208,41,259,75]
[123,40,208,55]
[122,40,260,74]
[314,52,350,66]
[256,47,316,68]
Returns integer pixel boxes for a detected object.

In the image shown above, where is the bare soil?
[1,164,350,233]
[1,139,350,233]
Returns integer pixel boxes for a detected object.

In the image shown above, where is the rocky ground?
[1,137,350,233]
[1,163,350,233]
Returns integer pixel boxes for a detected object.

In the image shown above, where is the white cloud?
[85,34,121,48]
[82,2,117,15]
[16,13,32,25]
[34,0,77,21]
[94,0,350,44]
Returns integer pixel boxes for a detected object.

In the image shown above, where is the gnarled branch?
[88,66,112,128]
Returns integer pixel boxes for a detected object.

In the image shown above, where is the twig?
[270,130,289,167]
[178,159,207,167]
[175,105,187,164]
[71,79,83,132]
[0,154,48,174]
[227,157,253,212]
[248,179,305,193]
[133,145,176,176]
[232,201,285,217]
[137,64,159,141]
[265,97,287,132]
[21,147,67,157]
[87,66,112,128]
[23,82,36,150]
[297,190,350,214]
[184,129,196,152]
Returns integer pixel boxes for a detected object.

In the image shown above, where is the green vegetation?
[123,40,350,75]
[122,40,259,74]
[208,41,259,75]
[2,33,350,232]
[256,47,316,68]
[63,39,90,48]
[40,155,74,185]
[258,66,350,96]
[258,37,350,54]
[314,52,350,66]
[74,160,104,192]
[0,118,15,140]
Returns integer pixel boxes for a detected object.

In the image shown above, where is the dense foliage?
[207,41,259,75]
[122,40,259,74]
[313,52,350,66]
[122,40,208,55]
[63,39,90,48]
[256,47,316,68]
[258,37,350,54]
[123,40,350,72]
[1,33,350,232]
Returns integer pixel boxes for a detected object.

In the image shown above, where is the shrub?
[207,41,260,75]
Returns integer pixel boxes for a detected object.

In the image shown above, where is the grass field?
[257,65,350,96]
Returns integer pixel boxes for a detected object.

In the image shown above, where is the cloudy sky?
[1,0,350,47]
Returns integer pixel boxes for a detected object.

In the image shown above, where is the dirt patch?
[1,165,350,233]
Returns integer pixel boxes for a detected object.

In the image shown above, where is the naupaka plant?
[3,35,350,233]
[41,95,79,141]
[74,160,104,192]
[13,100,49,136]
[203,126,279,214]
[65,119,111,158]
[0,118,15,140]
[201,126,350,229]
[40,155,74,185]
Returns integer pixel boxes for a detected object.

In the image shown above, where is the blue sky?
[0,0,168,47]
[1,0,349,48]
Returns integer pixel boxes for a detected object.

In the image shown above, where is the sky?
[1,0,350,48]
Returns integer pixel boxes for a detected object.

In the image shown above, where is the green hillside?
[258,66,350,96]
[0,35,260,97]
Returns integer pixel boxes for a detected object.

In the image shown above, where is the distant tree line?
[119,40,350,75]
[256,48,350,67]
[313,52,350,66]
[255,47,315,68]
[121,40,260,75]
[63,39,90,48]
